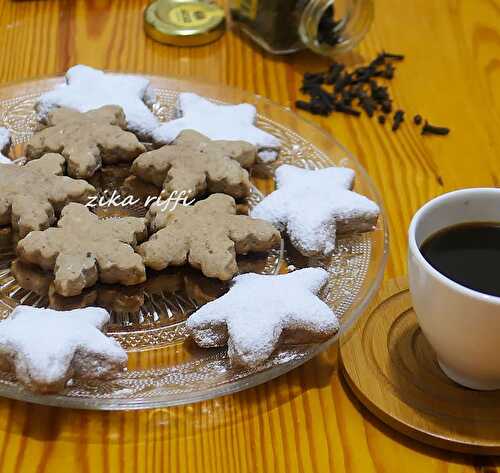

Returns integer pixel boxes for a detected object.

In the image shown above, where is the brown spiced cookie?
[152,93,281,157]
[10,259,145,314]
[0,154,95,238]
[251,165,380,257]
[17,203,147,297]
[26,105,145,179]
[37,65,159,140]
[131,130,256,200]
[11,259,222,316]
[10,259,52,297]
[187,268,338,368]
[138,193,280,281]
[50,285,145,314]
[0,305,127,393]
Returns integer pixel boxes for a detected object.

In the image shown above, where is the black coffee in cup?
[420,222,500,297]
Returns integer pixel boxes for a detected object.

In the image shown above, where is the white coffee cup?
[408,188,500,390]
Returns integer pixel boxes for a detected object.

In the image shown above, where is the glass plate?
[0,76,388,410]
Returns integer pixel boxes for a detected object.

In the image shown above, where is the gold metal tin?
[144,0,226,46]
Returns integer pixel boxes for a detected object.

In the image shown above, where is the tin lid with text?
[144,0,226,46]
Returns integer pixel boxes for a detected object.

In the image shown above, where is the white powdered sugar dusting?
[257,149,279,163]
[0,127,12,164]
[152,92,281,154]
[187,268,339,368]
[37,65,159,138]
[251,165,380,257]
[0,305,127,389]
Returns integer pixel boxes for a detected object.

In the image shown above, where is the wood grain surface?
[0,0,499,471]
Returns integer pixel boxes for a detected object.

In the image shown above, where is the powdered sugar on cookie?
[187,268,338,368]
[251,165,380,257]
[152,93,280,155]
[0,305,127,393]
[0,127,12,164]
[37,65,159,138]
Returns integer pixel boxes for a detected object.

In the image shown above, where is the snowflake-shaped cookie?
[0,305,127,393]
[139,193,280,280]
[17,203,147,296]
[152,93,280,154]
[251,165,380,257]
[132,129,256,200]
[0,127,12,164]
[26,105,146,179]
[37,65,159,138]
[0,153,96,238]
[187,268,338,367]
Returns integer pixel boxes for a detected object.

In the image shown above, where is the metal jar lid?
[144,0,226,47]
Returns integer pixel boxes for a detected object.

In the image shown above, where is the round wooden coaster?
[340,278,500,455]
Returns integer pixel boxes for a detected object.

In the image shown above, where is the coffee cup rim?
[408,187,500,305]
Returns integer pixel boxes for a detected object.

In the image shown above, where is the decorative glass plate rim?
[0,74,389,410]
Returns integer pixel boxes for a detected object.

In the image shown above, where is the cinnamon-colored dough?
[132,130,256,200]
[17,203,147,296]
[0,154,95,238]
[139,193,280,280]
[26,105,145,179]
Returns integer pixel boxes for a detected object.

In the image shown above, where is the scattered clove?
[392,110,405,131]
[421,121,450,136]
[296,51,449,137]
[298,51,404,123]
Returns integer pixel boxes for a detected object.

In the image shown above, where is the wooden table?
[0,0,498,471]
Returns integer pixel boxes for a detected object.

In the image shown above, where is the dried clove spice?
[392,110,405,131]
[335,103,361,116]
[297,51,404,126]
[380,52,405,61]
[421,121,450,136]
[317,5,342,46]
[296,51,449,137]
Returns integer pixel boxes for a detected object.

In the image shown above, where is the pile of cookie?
[0,65,380,394]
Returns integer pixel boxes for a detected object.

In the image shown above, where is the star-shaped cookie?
[132,129,256,200]
[187,268,338,367]
[0,127,12,164]
[0,154,96,238]
[26,105,146,179]
[36,65,159,139]
[251,165,380,257]
[139,193,280,280]
[152,93,280,155]
[17,203,147,296]
[0,305,127,393]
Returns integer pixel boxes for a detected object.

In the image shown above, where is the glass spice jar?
[229,0,374,56]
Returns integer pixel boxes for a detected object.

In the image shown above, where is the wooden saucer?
[340,278,500,454]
